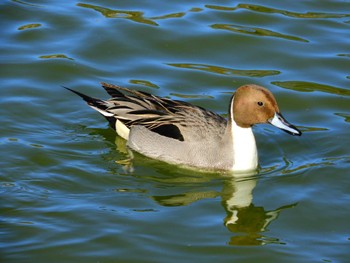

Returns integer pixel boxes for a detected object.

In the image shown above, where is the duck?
[65,82,301,172]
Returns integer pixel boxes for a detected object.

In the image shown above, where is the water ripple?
[76,2,205,26]
[150,12,186,20]
[167,63,280,78]
[272,81,350,96]
[18,23,42,30]
[77,3,159,26]
[129,79,160,89]
[39,54,74,60]
[11,0,42,7]
[334,113,350,122]
[211,23,308,42]
[206,4,350,20]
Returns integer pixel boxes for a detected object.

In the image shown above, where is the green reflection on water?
[39,54,74,60]
[77,3,158,26]
[272,81,350,96]
[129,79,160,89]
[18,23,42,30]
[206,4,350,19]
[150,12,186,20]
[168,63,280,77]
[334,113,350,122]
[211,24,308,42]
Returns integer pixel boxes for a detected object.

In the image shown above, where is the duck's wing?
[102,82,228,141]
[66,82,227,142]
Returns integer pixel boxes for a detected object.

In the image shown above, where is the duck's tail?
[63,86,117,129]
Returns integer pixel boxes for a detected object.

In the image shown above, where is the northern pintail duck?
[66,82,301,172]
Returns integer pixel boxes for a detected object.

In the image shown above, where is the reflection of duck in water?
[151,172,297,246]
[222,177,297,245]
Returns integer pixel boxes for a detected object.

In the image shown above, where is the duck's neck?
[226,97,258,171]
[230,120,258,171]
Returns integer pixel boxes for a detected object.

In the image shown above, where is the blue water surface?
[1,0,350,262]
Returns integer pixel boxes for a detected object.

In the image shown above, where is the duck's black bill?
[268,112,302,136]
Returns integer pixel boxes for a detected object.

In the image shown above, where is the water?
[1,0,350,262]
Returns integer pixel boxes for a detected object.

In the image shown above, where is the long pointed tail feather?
[63,86,106,108]
[64,86,118,129]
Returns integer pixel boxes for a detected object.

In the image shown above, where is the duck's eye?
[257,101,264,106]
